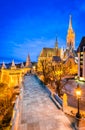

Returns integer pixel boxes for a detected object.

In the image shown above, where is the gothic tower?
[55,37,58,49]
[25,54,32,67]
[66,15,75,50]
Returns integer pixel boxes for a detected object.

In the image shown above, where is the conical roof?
[21,62,24,68]
[25,54,32,67]
[1,62,6,69]
[11,60,16,69]
[69,15,72,29]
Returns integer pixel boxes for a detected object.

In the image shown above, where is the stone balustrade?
[10,82,24,130]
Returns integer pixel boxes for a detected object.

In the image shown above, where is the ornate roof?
[64,48,77,58]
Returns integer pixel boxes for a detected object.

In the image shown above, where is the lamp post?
[76,84,81,119]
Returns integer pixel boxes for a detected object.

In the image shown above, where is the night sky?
[0,0,85,62]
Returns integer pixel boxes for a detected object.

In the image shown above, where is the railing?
[35,74,63,109]
[10,97,20,130]
[10,84,24,130]
[53,93,63,106]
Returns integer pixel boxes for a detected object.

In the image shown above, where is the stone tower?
[55,37,58,49]
[11,60,16,69]
[66,15,75,50]
[1,62,6,69]
[25,54,32,67]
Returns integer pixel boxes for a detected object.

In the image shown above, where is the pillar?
[83,51,85,79]
[63,93,68,112]
[78,52,80,77]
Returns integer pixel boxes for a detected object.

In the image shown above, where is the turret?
[25,54,32,67]
[1,62,6,69]
[11,60,16,69]
[21,62,24,68]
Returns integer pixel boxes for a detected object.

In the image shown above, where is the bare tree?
[37,59,70,96]
[50,62,70,97]
[37,59,52,84]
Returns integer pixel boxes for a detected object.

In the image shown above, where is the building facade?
[63,15,77,61]
[38,15,78,75]
[38,38,63,62]
[77,37,85,81]
[0,54,32,86]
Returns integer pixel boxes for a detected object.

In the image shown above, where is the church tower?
[66,15,75,50]
[55,37,58,49]
[25,54,32,67]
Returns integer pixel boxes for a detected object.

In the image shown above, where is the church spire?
[67,15,75,50]
[69,15,72,29]
[55,36,58,49]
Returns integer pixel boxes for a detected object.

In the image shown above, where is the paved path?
[18,75,73,130]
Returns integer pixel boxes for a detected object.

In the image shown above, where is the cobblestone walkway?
[18,75,73,130]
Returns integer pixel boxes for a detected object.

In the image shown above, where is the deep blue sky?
[0,0,85,62]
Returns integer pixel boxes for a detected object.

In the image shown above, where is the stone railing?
[10,83,24,130]
[53,93,62,106]
[35,75,63,109]
[10,97,20,130]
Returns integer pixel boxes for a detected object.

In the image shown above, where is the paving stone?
[16,75,73,130]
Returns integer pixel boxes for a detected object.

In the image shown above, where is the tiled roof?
[52,56,61,62]
[40,48,55,57]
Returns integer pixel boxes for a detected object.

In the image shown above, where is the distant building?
[21,62,24,68]
[38,37,63,62]
[63,15,77,61]
[25,54,32,67]
[38,15,78,75]
[0,54,32,86]
[11,60,16,69]
[77,37,85,81]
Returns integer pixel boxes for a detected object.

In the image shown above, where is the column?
[63,93,68,112]
[83,51,85,79]
[78,52,80,77]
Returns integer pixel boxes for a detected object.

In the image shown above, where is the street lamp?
[75,84,81,119]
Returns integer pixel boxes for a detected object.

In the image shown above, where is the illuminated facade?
[63,15,77,61]
[0,55,32,87]
[66,15,75,50]
[38,15,78,75]
[64,55,78,75]
[25,54,32,67]
[38,38,63,62]
[77,37,85,81]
